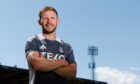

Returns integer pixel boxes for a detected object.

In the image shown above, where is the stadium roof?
[0,65,28,84]
[0,64,107,84]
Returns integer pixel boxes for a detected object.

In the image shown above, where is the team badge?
[59,47,64,53]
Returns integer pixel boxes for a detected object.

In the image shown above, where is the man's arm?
[53,43,77,79]
[54,63,77,79]
[27,51,68,72]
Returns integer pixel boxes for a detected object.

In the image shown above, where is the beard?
[42,24,57,34]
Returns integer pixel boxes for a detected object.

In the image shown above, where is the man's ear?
[38,19,42,25]
[57,18,60,25]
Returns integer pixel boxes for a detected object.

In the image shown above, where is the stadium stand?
[0,64,107,84]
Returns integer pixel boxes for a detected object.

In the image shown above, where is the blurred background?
[0,0,140,84]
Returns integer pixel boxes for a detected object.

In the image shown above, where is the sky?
[0,0,140,84]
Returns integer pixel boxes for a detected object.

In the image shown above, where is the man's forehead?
[42,10,57,17]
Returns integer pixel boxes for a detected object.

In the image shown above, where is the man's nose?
[46,18,51,23]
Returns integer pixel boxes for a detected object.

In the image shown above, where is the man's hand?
[54,63,77,79]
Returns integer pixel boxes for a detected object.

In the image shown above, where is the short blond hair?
[39,6,58,19]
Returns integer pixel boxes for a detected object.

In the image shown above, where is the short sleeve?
[63,43,76,64]
[25,36,39,56]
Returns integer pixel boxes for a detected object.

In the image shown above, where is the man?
[25,6,77,84]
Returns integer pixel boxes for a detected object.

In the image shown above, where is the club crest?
[59,47,64,53]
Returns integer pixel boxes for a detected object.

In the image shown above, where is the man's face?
[39,10,59,34]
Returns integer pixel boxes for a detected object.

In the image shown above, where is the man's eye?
[51,17,56,19]
[42,18,47,20]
